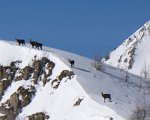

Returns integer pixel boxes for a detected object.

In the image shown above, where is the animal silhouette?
[35,42,42,50]
[68,59,75,68]
[29,39,36,48]
[101,92,111,102]
[29,39,42,50]
[16,38,25,46]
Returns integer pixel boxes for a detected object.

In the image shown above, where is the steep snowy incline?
[103,21,150,76]
[0,40,147,120]
[45,45,148,120]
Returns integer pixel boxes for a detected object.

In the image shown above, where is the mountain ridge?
[0,40,149,120]
[103,21,150,76]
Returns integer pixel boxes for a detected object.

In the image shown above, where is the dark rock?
[41,57,50,67]
[10,60,22,68]
[33,60,42,84]
[73,98,83,106]
[22,66,33,80]
[0,92,19,120]
[42,73,47,86]
[8,92,20,115]
[17,86,36,107]
[58,70,75,80]
[51,70,75,89]
[0,78,11,96]
[27,112,50,120]
[14,75,22,81]
[0,86,36,119]
[0,114,7,120]
[51,79,60,89]
[46,61,55,76]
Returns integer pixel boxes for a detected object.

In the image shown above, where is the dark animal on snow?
[35,42,43,50]
[110,117,113,120]
[29,39,36,48]
[16,38,25,46]
[68,59,75,68]
[101,92,111,102]
[30,39,42,50]
[74,98,83,106]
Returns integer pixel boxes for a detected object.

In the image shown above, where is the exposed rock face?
[51,70,75,89]
[0,85,36,120]
[103,21,150,75]
[73,98,83,106]
[27,112,50,120]
[45,61,55,76]
[32,57,55,85]
[22,66,33,80]
[0,57,58,119]
[58,70,75,80]
[42,72,47,86]
[0,79,11,97]
[15,66,33,81]
[51,79,60,89]
[33,60,42,84]
[0,92,19,120]
[0,66,17,81]
[0,55,74,119]
[17,86,36,107]
[0,114,7,120]
[14,57,55,84]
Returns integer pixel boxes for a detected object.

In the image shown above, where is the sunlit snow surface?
[0,40,147,120]
[104,21,150,76]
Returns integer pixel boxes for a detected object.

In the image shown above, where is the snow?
[1,80,31,103]
[104,21,150,77]
[0,40,148,120]
[130,35,150,75]
[0,113,5,117]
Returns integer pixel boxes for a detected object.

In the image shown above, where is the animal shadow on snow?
[74,66,91,73]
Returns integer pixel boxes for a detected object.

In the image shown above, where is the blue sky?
[0,0,150,58]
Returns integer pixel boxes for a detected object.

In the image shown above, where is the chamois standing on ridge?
[101,92,111,102]
[35,42,43,50]
[68,59,75,68]
[29,39,43,50]
[16,38,25,46]
[29,39,36,48]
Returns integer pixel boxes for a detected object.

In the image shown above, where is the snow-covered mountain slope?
[103,21,150,76]
[0,40,148,120]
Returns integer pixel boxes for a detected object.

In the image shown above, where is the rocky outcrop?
[128,47,136,69]
[14,57,55,85]
[42,72,47,86]
[0,56,57,119]
[0,93,18,120]
[32,57,55,84]
[103,21,150,73]
[27,112,50,120]
[0,114,7,120]
[0,78,11,96]
[73,98,83,106]
[0,85,36,120]
[45,61,55,77]
[58,70,75,80]
[51,70,75,89]
[0,61,21,82]
[15,66,33,81]
[0,66,16,81]
[17,86,36,107]
[22,66,33,80]
[51,79,60,89]
[0,55,75,119]
[33,60,42,84]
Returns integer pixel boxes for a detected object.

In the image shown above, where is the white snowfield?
[0,40,147,120]
[104,21,150,76]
